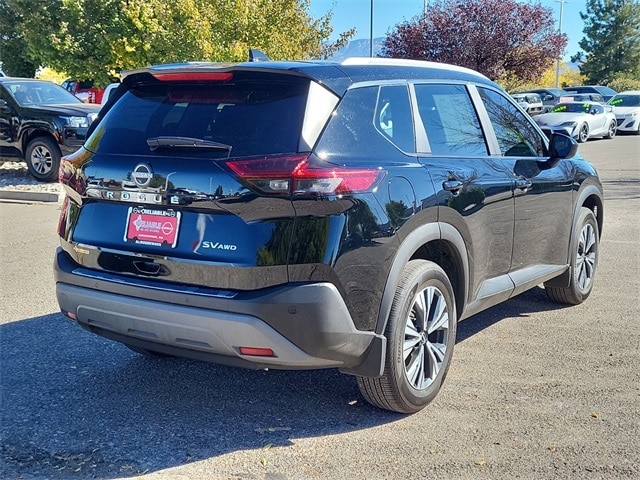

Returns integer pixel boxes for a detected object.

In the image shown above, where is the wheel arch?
[546,182,604,289]
[374,222,469,336]
[21,128,61,157]
[579,184,604,239]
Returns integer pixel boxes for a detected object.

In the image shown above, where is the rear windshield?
[86,79,309,158]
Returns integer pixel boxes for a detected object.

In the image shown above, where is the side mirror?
[0,99,8,110]
[549,132,578,163]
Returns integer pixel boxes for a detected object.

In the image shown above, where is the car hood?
[611,106,640,115]
[24,103,102,116]
[534,112,587,125]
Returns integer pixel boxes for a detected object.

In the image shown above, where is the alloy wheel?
[30,145,53,175]
[576,222,597,292]
[579,124,589,142]
[403,285,450,390]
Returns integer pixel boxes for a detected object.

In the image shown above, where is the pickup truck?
[61,79,105,103]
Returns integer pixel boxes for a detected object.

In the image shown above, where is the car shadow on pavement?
[456,286,568,343]
[0,313,399,478]
[1,288,564,479]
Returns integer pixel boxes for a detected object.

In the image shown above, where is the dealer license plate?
[124,206,181,248]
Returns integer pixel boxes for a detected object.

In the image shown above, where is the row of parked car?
[511,85,618,115]
[510,86,640,142]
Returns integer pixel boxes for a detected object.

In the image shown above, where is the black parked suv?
[0,78,101,181]
[55,56,603,413]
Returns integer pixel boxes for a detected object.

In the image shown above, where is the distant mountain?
[326,38,385,61]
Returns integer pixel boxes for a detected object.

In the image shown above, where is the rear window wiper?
[146,136,233,154]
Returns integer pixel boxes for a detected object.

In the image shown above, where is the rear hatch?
[58,68,341,290]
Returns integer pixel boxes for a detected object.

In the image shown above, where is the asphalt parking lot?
[1,135,638,479]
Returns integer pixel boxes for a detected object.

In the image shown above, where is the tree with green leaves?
[0,0,39,76]
[3,0,353,85]
[572,0,640,84]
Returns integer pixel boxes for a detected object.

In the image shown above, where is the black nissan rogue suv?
[55,56,603,413]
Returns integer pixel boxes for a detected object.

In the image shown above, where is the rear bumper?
[54,248,381,371]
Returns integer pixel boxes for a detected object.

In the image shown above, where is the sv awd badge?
[202,241,237,251]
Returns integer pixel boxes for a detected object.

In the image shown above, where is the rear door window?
[414,84,488,156]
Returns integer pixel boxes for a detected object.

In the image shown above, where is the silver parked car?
[511,93,544,115]
[533,102,617,142]
[520,88,573,112]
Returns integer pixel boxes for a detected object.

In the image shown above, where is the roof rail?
[341,57,487,79]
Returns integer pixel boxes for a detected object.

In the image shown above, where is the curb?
[0,189,60,203]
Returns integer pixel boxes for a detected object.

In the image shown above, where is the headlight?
[64,116,90,128]
[560,121,577,127]
[87,113,99,124]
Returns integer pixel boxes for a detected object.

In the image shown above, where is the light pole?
[555,0,567,88]
[370,0,374,57]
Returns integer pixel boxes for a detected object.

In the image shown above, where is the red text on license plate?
[124,207,181,248]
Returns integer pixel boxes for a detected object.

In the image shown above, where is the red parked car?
[61,79,105,103]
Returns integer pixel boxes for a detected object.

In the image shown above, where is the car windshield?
[5,80,82,106]
[551,103,592,113]
[609,94,640,107]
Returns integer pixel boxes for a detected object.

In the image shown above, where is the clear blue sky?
[309,0,585,62]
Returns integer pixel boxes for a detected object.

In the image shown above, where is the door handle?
[443,180,464,194]
[515,178,532,191]
[133,260,168,276]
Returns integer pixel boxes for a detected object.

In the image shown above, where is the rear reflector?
[239,347,275,357]
[226,154,385,196]
[152,72,233,82]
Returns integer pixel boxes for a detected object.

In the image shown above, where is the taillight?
[226,154,385,197]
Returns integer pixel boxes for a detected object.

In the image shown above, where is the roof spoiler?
[249,49,270,62]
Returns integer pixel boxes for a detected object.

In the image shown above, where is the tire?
[357,260,457,414]
[126,344,174,358]
[545,208,599,305]
[25,137,61,182]
[604,120,616,139]
[577,123,589,143]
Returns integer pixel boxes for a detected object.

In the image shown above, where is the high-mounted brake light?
[152,72,234,82]
[226,155,385,196]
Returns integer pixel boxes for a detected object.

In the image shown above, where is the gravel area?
[0,160,65,194]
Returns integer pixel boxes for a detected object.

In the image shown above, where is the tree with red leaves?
[381,0,567,84]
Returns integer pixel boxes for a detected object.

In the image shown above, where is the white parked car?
[511,93,544,115]
[100,82,120,105]
[533,102,617,142]
[608,91,640,134]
